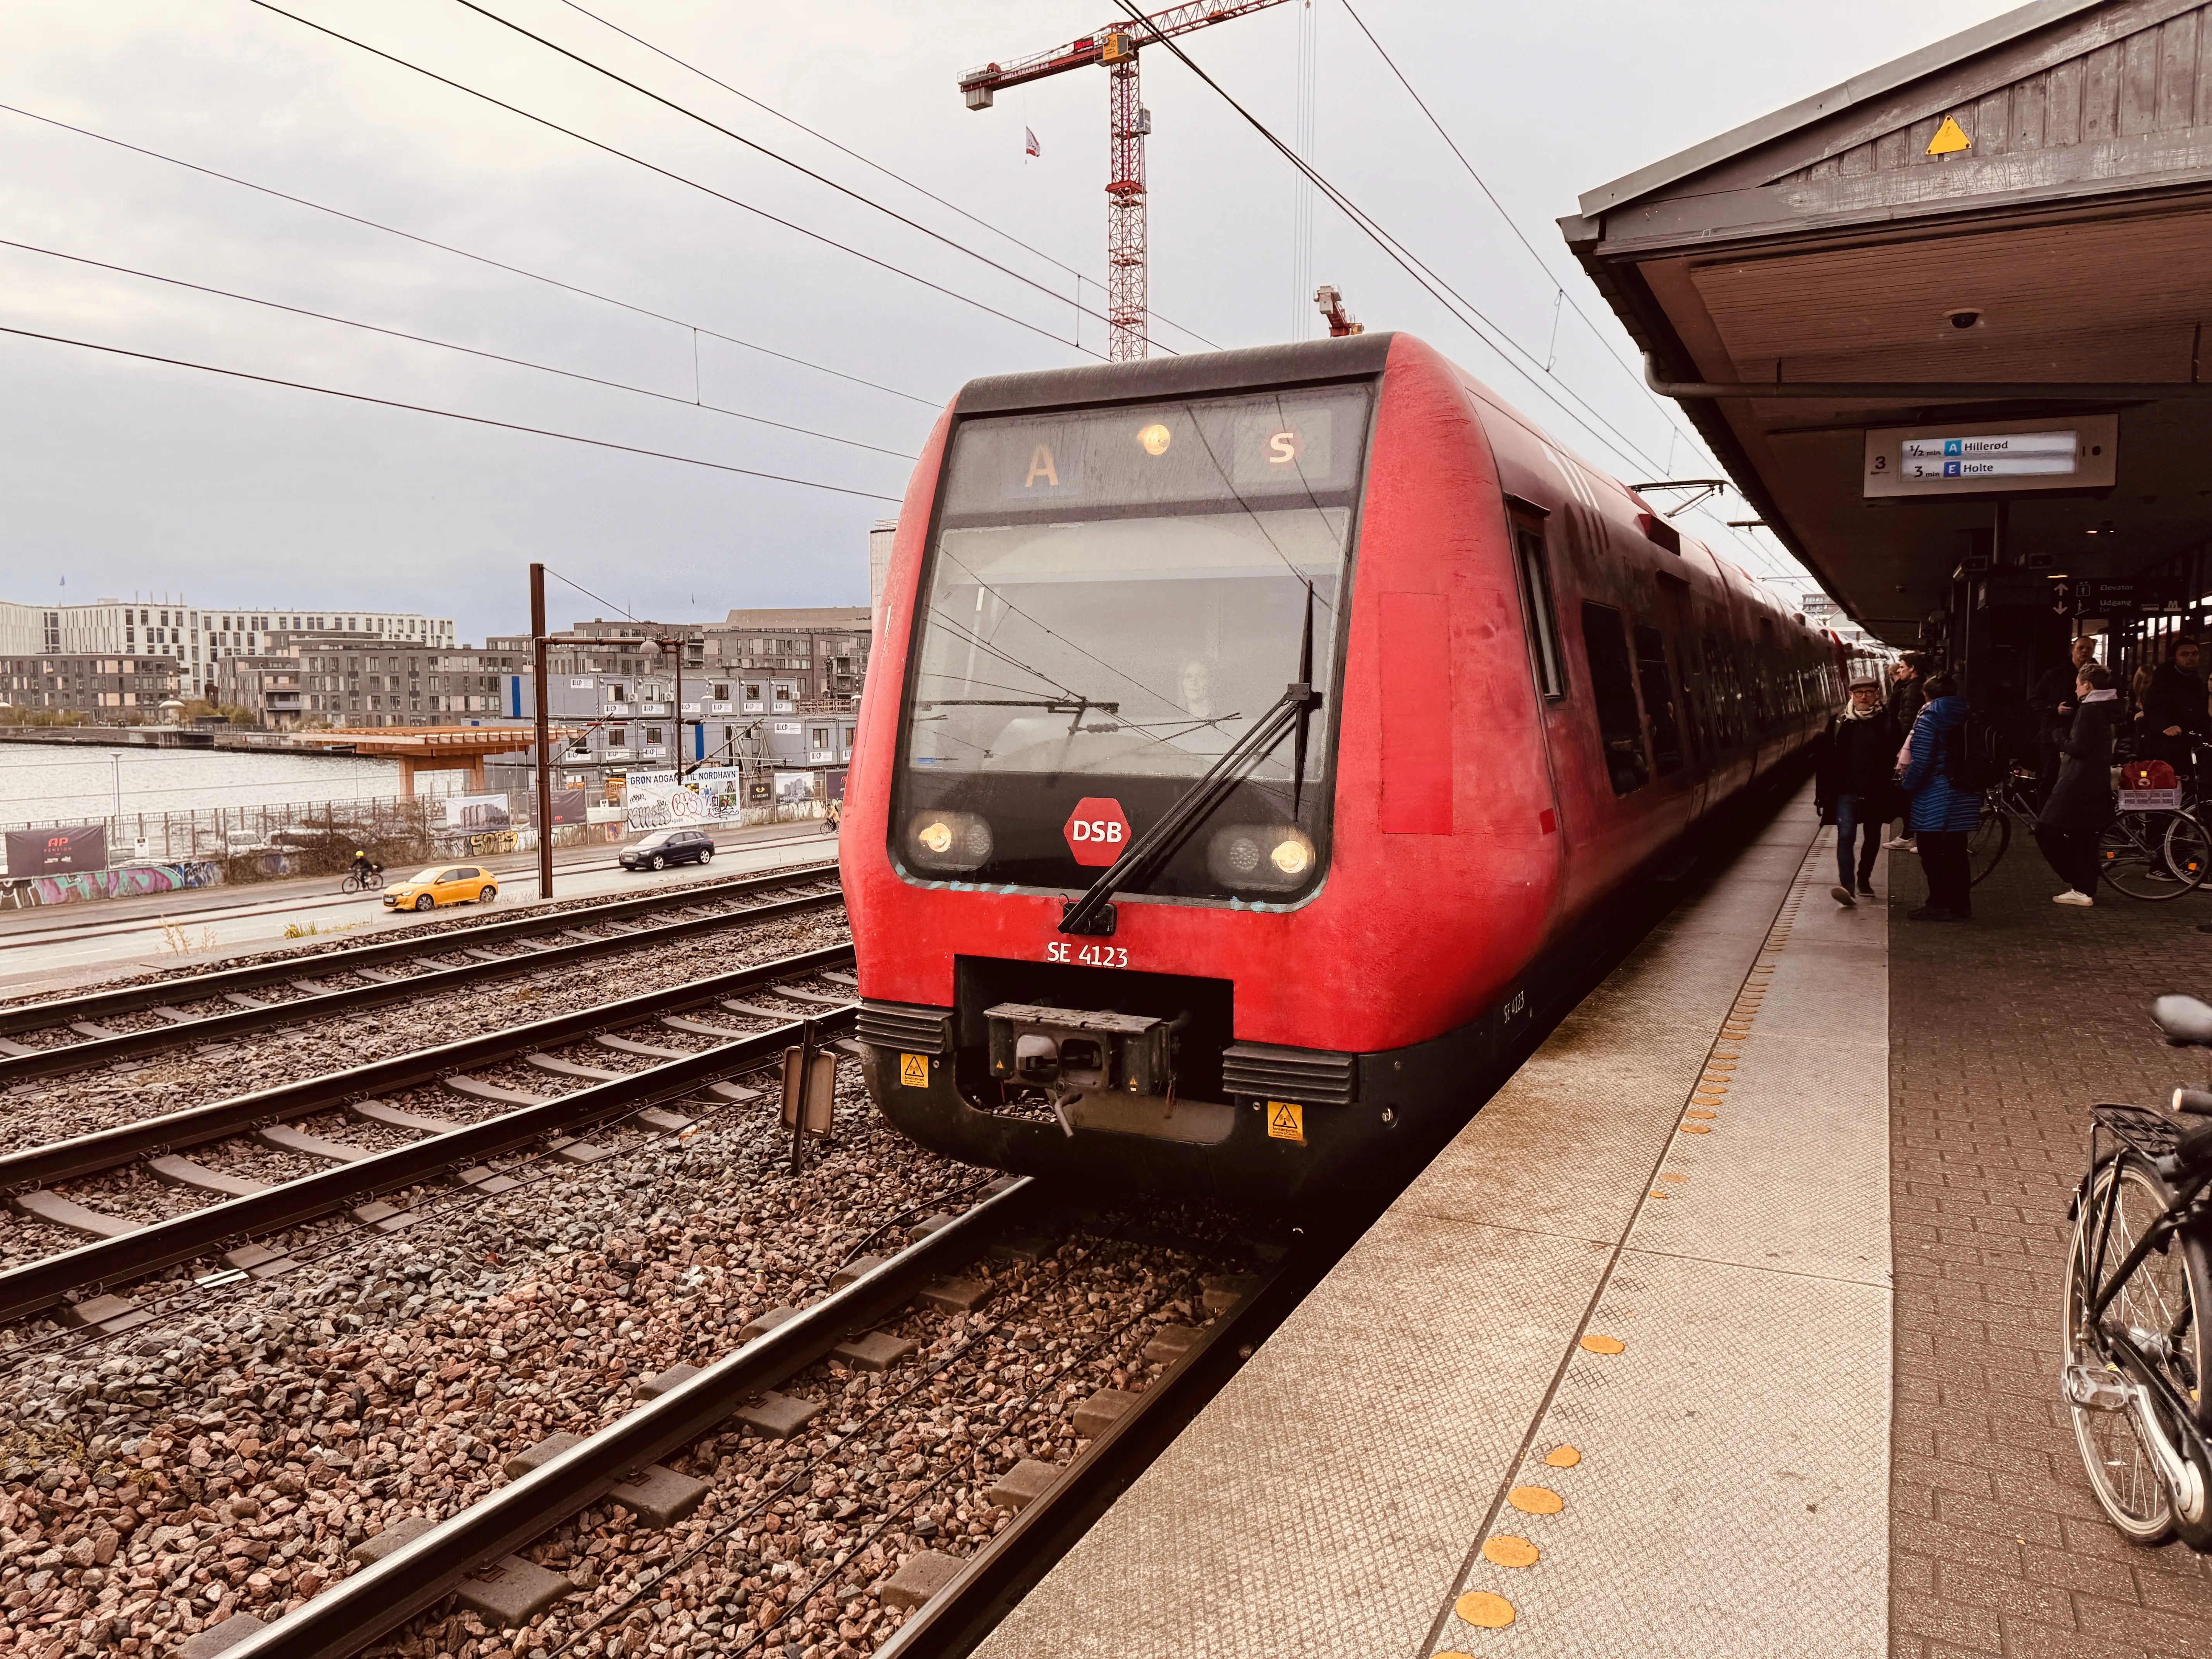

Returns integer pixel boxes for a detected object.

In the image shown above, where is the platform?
[980,788,2212,1657]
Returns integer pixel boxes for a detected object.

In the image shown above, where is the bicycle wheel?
[2100,816,2199,900]
[2064,1153,2210,1546]
[1968,807,2010,887]
[2162,810,2212,890]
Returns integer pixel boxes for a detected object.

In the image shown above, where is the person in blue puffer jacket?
[1897,672,1981,921]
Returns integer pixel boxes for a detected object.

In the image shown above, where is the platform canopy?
[1563,0,2212,646]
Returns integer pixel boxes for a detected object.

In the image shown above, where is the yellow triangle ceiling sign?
[1927,116,1972,156]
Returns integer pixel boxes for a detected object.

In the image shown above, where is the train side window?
[1632,621,1685,776]
[1512,525,1566,701]
[1579,602,1649,796]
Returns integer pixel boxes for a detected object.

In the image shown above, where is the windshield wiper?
[1060,589,1321,938]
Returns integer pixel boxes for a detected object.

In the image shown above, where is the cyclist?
[825,797,843,835]
[349,849,381,888]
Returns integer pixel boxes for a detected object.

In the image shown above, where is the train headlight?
[1206,824,1319,893]
[906,810,994,872]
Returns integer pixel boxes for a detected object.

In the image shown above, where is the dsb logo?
[1063,797,1130,867]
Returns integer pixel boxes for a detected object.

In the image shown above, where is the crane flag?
[1024,126,1041,158]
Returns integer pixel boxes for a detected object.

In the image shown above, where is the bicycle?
[2064,994,2212,1549]
[1967,766,2041,887]
[340,865,385,895]
[2099,805,2212,900]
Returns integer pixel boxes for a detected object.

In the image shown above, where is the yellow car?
[382,864,499,912]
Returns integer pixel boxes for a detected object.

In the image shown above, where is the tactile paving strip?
[1426,825,1891,1658]
[977,802,1835,1659]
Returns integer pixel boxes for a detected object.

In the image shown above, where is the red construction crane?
[958,2,1291,362]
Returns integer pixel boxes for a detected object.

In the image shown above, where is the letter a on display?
[1025,445,1058,488]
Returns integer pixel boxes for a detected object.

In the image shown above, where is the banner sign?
[434,793,511,831]
[5,824,107,876]
[773,771,817,805]
[624,767,745,830]
[543,787,589,827]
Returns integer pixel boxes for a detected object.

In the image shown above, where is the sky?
[0,0,2028,643]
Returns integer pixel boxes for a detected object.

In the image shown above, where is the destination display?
[1862,415,2117,498]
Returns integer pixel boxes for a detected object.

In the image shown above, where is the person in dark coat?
[2035,661,2121,906]
[1814,674,1899,907]
[2139,636,2207,779]
[1898,673,1982,921]
[1884,655,1930,850]
[2030,636,2097,807]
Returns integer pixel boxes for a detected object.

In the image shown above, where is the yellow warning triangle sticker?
[1927,115,1972,156]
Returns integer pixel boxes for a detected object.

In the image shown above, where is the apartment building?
[0,598,455,701]
[703,607,871,710]
[0,654,182,719]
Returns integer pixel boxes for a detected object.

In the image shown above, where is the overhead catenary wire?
[0,234,917,460]
[247,0,1123,362]
[1334,0,1798,579]
[0,101,943,410]
[0,322,903,501]
[442,0,1186,359]
[548,0,1223,352]
[1109,0,1801,583]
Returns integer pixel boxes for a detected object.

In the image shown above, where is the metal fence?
[0,795,438,874]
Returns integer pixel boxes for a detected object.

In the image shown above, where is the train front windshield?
[896,382,1374,902]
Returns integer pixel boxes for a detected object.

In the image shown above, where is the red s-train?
[840,332,1838,1201]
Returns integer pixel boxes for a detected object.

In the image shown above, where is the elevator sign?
[1863,414,2116,498]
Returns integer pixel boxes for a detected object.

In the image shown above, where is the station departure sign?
[1862,414,2117,498]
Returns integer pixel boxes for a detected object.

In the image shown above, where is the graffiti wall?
[0,860,224,909]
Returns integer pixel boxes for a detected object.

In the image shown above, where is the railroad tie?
[10,1190,140,1238]
[220,993,270,1010]
[523,1053,628,1083]
[441,1075,553,1108]
[255,1125,375,1162]
[67,1020,122,1041]
[503,1432,709,1528]
[348,1099,460,1134]
[779,988,854,1008]
[146,1155,269,1199]
[595,1033,690,1060]
[148,1006,199,1025]
[660,1014,739,1039]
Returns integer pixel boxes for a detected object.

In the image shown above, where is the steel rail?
[218,1180,1035,1659]
[0,861,834,1032]
[873,1239,1315,1659]
[0,994,859,1325]
[0,943,854,1193]
[0,867,841,1084]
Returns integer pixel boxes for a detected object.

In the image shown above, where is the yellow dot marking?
[1659,1171,1687,1182]
[1579,1334,1625,1355]
[1436,1653,1480,1659]
[1678,1123,1713,1134]
[1455,1591,1516,1629]
[1508,1485,1564,1514]
[1649,1189,1670,1198]
[1685,1109,1717,1120]
[1713,1051,1739,1060]
[1692,1091,1725,1103]
[1482,1535,1541,1568]
[1545,1445,1581,1467]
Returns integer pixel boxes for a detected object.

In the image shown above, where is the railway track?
[191,1183,1302,1659]
[0,942,860,1328]
[0,860,842,1084]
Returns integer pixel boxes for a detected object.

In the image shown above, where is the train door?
[1506,510,1571,898]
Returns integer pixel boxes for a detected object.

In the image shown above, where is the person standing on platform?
[1898,672,1980,921]
[1883,655,1929,852]
[2140,636,2207,781]
[2035,662,2121,907]
[1815,674,1898,907]
[2031,635,2097,807]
